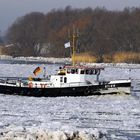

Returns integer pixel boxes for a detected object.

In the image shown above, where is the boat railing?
[0,77,27,85]
[0,77,16,84]
[0,79,6,83]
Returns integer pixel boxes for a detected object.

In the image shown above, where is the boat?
[0,30,131,97]
[0,65,131,96]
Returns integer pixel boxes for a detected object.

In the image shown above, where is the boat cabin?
[50,66,104,87]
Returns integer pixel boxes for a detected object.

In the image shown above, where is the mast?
[72,30,76,66]
[69,27,79,66]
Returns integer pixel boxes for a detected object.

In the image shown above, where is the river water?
[0,60,140,140]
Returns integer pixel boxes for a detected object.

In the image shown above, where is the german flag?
[33,67,42,76]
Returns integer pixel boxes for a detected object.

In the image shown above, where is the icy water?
[0,61,140,140]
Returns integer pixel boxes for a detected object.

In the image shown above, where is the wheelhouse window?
[75,69,78,74]
[80,70,85,74]
[86,69,90,74]
[89,70,93,74]
[80,69,101,75]
[71,69,75,74]
[64,77,67,83]
[92,69,100,75]
[67,69,71,74]
[97,69,100,75]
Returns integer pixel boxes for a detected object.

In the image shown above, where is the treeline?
[4,6,140,63]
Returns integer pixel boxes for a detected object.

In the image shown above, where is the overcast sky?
[0,0,140,34]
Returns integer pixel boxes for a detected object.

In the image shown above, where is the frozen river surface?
[0,62,140,140]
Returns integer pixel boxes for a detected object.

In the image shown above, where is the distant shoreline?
[0,55,140,68]
[0,55,71,64]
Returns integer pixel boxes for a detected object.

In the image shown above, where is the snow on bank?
[0,55,71,64]
[0,126,106,140]
[0,55,140,68]
[0,55,12,60]
[86,62,140,69]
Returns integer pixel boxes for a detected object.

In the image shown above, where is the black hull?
[0,82,131,97]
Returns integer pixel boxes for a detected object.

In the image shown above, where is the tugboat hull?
[0,82,131,97]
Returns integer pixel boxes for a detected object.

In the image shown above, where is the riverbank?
[0,55,71,64]
[0,55,140,69]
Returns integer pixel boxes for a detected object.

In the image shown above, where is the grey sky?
[0,0,140,33]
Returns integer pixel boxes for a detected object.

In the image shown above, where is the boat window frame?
[60,77,63,82]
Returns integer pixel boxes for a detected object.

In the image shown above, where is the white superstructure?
[49,65,103,87]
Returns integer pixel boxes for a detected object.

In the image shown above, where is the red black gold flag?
[33,67,42,76]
